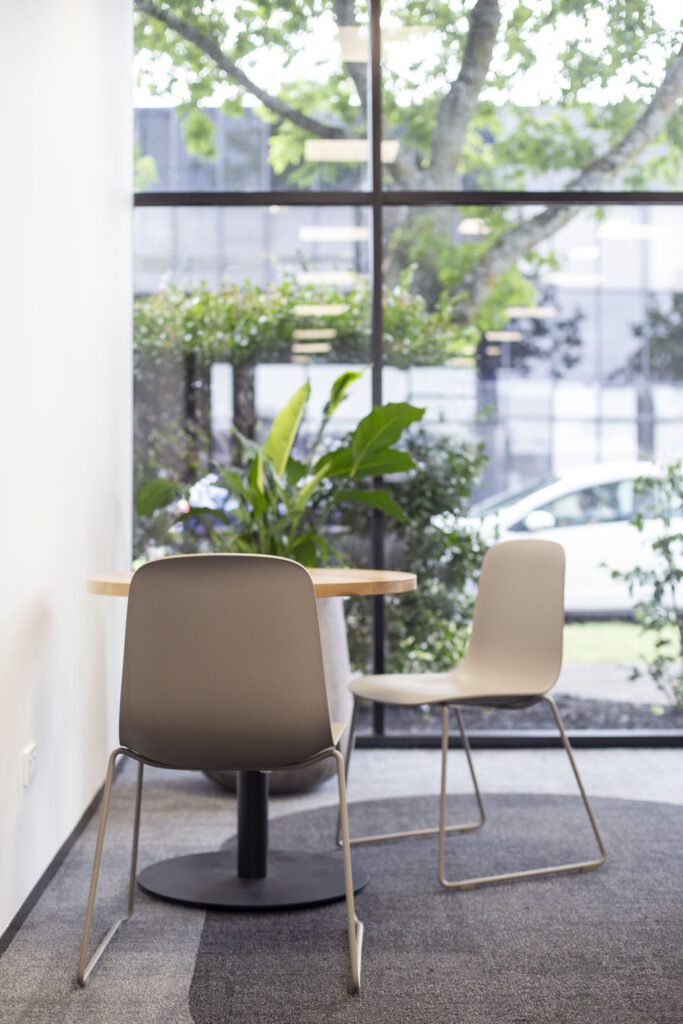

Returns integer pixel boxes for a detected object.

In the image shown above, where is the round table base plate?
[138,850,368,911]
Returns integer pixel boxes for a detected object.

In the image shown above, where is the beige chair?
[342,539,606,889]
[78,554,362,991]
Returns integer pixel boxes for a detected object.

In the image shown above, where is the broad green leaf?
[349,403,425,473]
[290,531,328,566]
[292,536,317,566]
[230,427,260,459]
[322,369,366,421]
[217,469,250,500]
[264,380,310,476]
[286,457,307,485]
[293,466,331,511]
[351,448,416,478]
[315,447,414,479]
[312,448,352,478]
[181,506,232,526]
[135,478,180,517]
[248,449,265,499]
[335,488,407,521]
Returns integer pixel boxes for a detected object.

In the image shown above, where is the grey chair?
[78,554,362,991]
[342,540,606,888]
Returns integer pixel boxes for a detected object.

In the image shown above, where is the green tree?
[134,0,683,326]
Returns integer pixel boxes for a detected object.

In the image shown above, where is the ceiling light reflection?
[292,328,338,341]
[458,218,491,236]
[291,342,333,355]
[484,330,524,342]
[299,225,369,242]
[296,271,361,286]
[303,139,399,163]
[293,304,349,317]
[506,306,557,319]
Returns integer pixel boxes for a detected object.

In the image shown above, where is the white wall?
[0,1,132,934]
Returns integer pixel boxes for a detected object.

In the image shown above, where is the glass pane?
[381,1,683,192]
[353,202,683,735]
[134,204,373,671]
[134,2,370,191]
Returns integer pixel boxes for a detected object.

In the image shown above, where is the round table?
[89,565,416,911]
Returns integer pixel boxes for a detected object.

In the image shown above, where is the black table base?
[138,849,366,910]
[137,768,368,911]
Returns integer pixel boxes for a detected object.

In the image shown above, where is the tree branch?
[430,0,501,187]
[457,42,683,320]
[136,0,347,139]
[331,1,420,188]
[333,0,367,117]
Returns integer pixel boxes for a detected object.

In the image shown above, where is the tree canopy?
[134,0,683,322]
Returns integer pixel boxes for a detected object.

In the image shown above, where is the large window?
[134,1,683,742]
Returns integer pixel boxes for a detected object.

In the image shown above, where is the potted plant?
[137,369,424,790]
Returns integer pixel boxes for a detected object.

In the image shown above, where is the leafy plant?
[136,370,425,566]
[611,461,683,708]
[344,432,488,674]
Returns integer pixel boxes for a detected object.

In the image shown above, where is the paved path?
[555,661,666,705]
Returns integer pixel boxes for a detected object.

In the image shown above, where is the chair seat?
[350,671,459,705]
[349,669,541,708]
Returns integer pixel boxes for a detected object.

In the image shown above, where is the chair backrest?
[460,539,565,699]
[119,554,333,771]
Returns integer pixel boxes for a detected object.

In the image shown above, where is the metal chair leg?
[346,702,485,847]
[438,694,607,890]
[332,748,363,993]
[336,696,359,847]
[77,750,144,986]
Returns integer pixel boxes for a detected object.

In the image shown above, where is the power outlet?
[22,743,37,787]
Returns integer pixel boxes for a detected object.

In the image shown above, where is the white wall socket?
[22,743,37,787]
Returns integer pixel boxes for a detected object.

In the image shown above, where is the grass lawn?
[564,621,680,663]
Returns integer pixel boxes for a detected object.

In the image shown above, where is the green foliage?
[136,371,425,565]
[134,144,159,190]
[344,432,488,674]
[134,0,683,191]
[385,210,541,332]
[133,277,475,369]
[611,462,683,708]
[133,0,683,344]
[181,108,217,160]
[619,294,683,382]
[136,477,180,517]
[263,381,309,475]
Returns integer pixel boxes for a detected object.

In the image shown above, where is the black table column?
[237,770,268,879]
[138,767,368,910]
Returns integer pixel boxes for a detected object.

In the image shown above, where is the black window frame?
[134,0,683,749]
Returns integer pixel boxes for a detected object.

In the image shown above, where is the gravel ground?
[355,694,683,733]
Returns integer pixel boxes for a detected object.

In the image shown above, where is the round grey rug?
[189,794,683,1024]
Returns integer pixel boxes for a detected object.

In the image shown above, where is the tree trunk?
[636,382,655,459]
[474,339,505,497]
[232,362,257,460]
[183,352,211,483]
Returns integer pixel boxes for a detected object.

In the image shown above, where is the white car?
[465,462,680,617]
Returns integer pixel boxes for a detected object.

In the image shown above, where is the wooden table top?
[87,565,417,599]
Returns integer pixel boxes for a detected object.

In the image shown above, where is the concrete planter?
[206,597,354,795]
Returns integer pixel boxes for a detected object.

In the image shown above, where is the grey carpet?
[1,766,681,1024]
